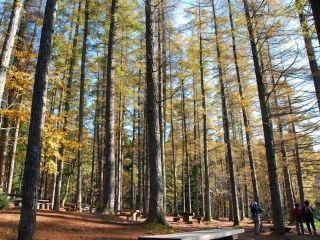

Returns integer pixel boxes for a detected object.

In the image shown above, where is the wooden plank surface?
[138,228,244,240]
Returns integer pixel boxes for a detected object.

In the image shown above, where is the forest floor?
[0,208,319,240]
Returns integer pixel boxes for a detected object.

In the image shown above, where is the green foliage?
[0,193,11,211]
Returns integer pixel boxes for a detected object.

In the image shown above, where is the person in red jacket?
[292,203,304,235]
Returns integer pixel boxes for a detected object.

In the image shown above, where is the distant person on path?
[292,203,304,235]
[303,200,316,235]
[250,201,262,235]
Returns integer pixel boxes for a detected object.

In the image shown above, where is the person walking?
[292,203,304,235]
[250,201,262,235]
[303,200,316,235]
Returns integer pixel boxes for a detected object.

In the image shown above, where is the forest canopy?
[0,0,319,238]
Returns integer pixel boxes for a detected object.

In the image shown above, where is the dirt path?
[0,208,318,240]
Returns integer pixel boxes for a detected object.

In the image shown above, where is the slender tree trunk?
[211,0,239,225]
[0,114,9,190]
[103,0,118,213]
[267,43,295,222]
[0,0,24,102]
[54,0,82,211]
[137,70,143,211]
[115,95,123,211]
[227,0,260,204]
[242,0,284,234]
[76,0,89,212]
[288,96,304,204]
[161,0,167,214]
[181,80,191,213]
[145,0,166,224]
[18,0,57,238]
[131,108,136,210]
[198,1,211,221]
[295,0,320,112]
[170,74,178,217]
[7,118,20,194]
[309,0,320,47]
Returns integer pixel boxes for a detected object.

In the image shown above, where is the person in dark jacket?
[292,203,304,235]
[250,201,262,235]
[303,200,316,235]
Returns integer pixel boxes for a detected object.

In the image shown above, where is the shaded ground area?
[0,208,318,240]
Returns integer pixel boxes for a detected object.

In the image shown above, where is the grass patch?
[315,220,320,229]
[144,222,176,235]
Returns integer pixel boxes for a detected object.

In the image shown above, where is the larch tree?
[0,0,24,106]
[103,0,118,213]
[18,0,57,238]
[197,0,211,221]
[295,0,320,112]
[242,0,284,234]
[0,0,24,189]
[77,0,90,212]
[211,0,240,226]
[226,0,260,204]
[145,0,166,225]
[53,0,82,211]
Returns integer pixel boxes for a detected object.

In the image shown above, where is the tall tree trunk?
[242,0,284,234]
[131,108,136,210]
[211,0,239,225]
[181,80,191,213]
[0,0,24,103]
[7,118,20,194]
[18,0,57,238]
[53,0,82,211]
[76,0,89,212]
[137,70,143,211]
[161,0,167,214]
[170,72,178,217]
[145,0,166,224]
[288,96,304,204]
[267,43,295,222]
[198,0,211,221]
[0,114,9,190]
[295,0,320,112]
[115,95,123,211]
[309,0,320,46]
[227,0,260,204]
[103,0,118,213]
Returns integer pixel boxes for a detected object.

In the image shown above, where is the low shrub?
[0,192,11,210]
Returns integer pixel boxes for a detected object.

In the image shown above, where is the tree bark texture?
[145,0,166,225]
[242,0,284,234]
[18,0,57,238]
[103,0,118,213]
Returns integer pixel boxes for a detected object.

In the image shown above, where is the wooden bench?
[64,203,76,212]
[115,209,140,221]
[173,217,181,222]
[138,228,245,240]
[37,199,51,210]
[179,212,194,223]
